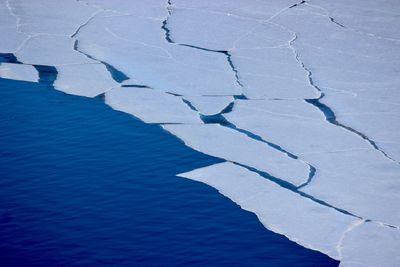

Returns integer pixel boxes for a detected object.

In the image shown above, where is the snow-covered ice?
[1,0,399,266]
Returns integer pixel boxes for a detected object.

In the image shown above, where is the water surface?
[0,77,338,266]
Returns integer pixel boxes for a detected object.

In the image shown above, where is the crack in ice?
[273,22,400,165]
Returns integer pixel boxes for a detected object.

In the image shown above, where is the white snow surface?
[1,0,399,266]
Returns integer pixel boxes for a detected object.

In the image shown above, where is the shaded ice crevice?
[274,22,400,166]
[70,12,130,85]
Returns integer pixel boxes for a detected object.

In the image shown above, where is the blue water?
[0,77,338,266]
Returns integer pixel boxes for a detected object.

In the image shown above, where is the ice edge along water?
[1,0,399,266]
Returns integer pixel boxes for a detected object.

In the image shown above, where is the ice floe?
[105,87,202,124]
[0,62,38,82]
[178,162,359,259]
[54,64,118,97]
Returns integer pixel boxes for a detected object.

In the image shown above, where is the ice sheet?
[163,123,310,186]
[105,87,202,124]
[0,62,38,82]
[178,162,358,259]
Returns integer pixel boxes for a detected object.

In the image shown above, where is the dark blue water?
[0,77,338,266]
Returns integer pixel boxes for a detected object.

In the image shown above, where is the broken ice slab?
[0,63,38,82]
[15,35,95,66]
[226,99,400,225]
[339,222,400,267]
[105,87,202,124]
[54,64,118,97]
[178,162,359,260]
[182,96,234,116]
[75,14,242,96]
[163,123,310,186]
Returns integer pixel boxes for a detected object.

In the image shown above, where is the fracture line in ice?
[271,20,400,167]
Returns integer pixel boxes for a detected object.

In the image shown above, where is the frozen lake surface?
[0,0,399,266]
